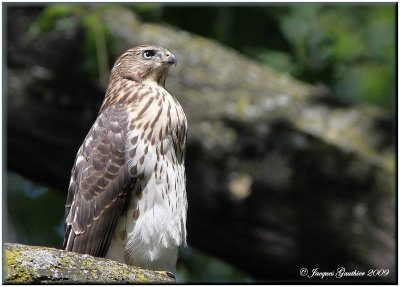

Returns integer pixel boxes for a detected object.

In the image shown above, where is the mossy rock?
[3,243,175,284]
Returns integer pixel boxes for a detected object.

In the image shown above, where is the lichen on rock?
[3,243,175,284]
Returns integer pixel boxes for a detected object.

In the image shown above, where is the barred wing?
[63,104,135,257]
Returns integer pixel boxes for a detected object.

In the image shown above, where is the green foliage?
[277,5,395,110]
[81,9,113,87]
[30,5,120,87]
[133,4,395,112]
[30,4,395,110]
[28,5,82,33]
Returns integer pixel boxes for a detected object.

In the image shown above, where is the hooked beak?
[165,53,177,66]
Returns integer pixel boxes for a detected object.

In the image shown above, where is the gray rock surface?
[4,243,175,284]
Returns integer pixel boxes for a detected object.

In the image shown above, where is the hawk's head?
[112,44,177,87]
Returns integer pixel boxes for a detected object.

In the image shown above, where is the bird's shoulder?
[69,104,132,197]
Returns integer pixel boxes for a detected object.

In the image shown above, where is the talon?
[166,271,176,279]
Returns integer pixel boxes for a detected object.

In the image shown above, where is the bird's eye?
[143,50,156,59]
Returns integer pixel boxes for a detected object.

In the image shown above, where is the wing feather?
[63,104,134,257]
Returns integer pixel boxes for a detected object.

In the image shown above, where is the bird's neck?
[99,73,169,114]
[145,68,168,87]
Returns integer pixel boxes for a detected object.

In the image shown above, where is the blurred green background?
[25,4,395,111]
[142,4,395,111]
[5,3,395,283]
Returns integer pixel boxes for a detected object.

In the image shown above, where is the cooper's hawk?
[63,45,187,272]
